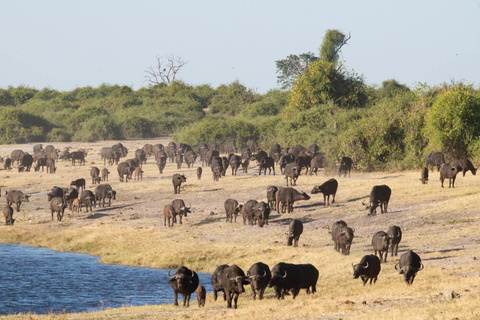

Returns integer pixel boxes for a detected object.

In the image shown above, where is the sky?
[1,0,479,93]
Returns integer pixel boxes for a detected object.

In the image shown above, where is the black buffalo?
[425,151,445,171]
[279,154,295,174]
[172,174,187,194]
[268,262,318,299]
[80,190,96,213]
[352,255,381,285]
[71,151,85,166]
[451,158,477,177]
[395,250,424,284]
[387,225,402,257]
[224,199,242,223]
[253,201,270,227]
[330,220,354,255]
[90,167,101,184]
[50,197,68,221]
[284,162,301,186]
[117,162,133,182]
[242,200,258,225]
[221,264,249,309]
[246,262,271,300]
[439,162,462,188]
[258,156,275,175]
[367,185,391,215]
[420,167,429,184]
[338,156,353,177]
[168,266,199,307]
[267,185,278,210]
[171,199,190,225]
[3,205,14,225]
[275,187,310,213]
[95,184,116,207]
[309,153,326,175]
[311,178,338,205]
[287,219,303,247]
[5,190,30,212]
[135,149,146,165]
[372,231,390,263]
[211,264,229,301]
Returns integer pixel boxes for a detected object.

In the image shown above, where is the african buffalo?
[222,264,249,309]
[228,154,242,175]
[246,139,258,152]
[246,262,271,300]
[168,266,199,307]
[387,225,402,257]
[3,205,14,225]
[20,154,33,172]
[184,150,197,168]
[5,190,30,212]
[10,150,25,165]
[34,157,47,172]
[172,174,187,194]
[306,143,319,157]
[269,143,282,162]
[258,156,275,175]
[425,151,445,171]
[135,149,146,165]
[331,221,354,255]
[451,158,476,176]
[171,199,190,225]
[224,141,237,154]
[268,262,318,299]
[241,159,249,173]
[309,153,326,175]
[71,151,85,166]
[372,231,390,262]
[367,185,391,215]
[163,204,174,227]
[4,158,12,170]
[196,285,206,307]
[311,178,338,205]
[395,250,424,284]
[47,187,63,202]
[267,185,278,210]
[253,201,270,227]
[79,190,96,213]
[439,162,462,188]
[133,167,143,181]
[339,156,353,177]
[90,167,101,184]
[224,199,242,223]
[275,187,310,213]
[221,156,229,176]
[420,167,429,184]
[242,200,258,225]
[352,255,381,285]
[279,154,295,174]
[288,145,307,158]
[70,178,86,193]
[95,184,116,207]
[156,152,167,174]
[101,168,110,182]
[287,219,303,247]
[50,197,68,221]
[294,155,311,175]
[212,264,229,301]
[117,162,133,182]
[284,162,301,186]
[196,167,202,180]
[241,148,252,161]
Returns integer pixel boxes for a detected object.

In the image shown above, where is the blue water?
[0,244,212,315]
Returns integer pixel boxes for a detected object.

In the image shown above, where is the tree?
[424,84,480,158]
[275,53,318,90]
[144,55,188,85]
[319,29,351,63]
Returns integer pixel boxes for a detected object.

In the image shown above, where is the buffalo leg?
[213,290,218,301]
[233,293,239,309]
[174,292,178,306]
[361,275,368,285]
[292,288,300,299]
[252,286,256,300]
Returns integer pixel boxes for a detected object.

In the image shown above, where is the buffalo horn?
[394,263,399,271]
[351,262,355,269]
[187,269,195,278]
[416,263,424,271]
[167,270,175,278]
[362,262,369,269]
[260,270,267,278]
[278,270,287,278]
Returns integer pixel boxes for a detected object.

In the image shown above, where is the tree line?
[1,30,479,170]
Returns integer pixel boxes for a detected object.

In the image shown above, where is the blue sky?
[1,0,479,93]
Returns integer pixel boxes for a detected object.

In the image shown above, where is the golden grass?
[0,139,479,319]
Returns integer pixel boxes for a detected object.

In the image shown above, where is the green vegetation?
[2,29,480,170]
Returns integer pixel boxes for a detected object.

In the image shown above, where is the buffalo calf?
[196,285,206,307]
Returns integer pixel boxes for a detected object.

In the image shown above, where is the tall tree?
[144,55,188,85]
[319,29,351,63]
[275,52,318,90]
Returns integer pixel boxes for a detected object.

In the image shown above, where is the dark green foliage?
[209,81,257,115]
[120,116,152,139]
[0,89,15,106]
[275,52,318,90]
[8,86,38,106]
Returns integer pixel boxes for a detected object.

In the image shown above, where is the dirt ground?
[0,138,479,319]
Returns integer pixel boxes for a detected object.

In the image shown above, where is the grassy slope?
[0,139,479,319]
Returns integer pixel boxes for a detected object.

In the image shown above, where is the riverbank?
[0,139,479,319]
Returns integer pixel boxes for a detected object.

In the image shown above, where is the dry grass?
[0,138,479,320]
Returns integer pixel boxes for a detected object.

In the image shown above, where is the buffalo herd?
[1,141,474,310]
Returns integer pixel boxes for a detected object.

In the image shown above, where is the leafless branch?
[144,55,188,85]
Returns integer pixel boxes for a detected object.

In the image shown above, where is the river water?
[0,244,212,315]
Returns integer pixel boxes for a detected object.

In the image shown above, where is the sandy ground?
[0,138,479,319]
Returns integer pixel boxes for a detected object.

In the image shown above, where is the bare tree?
[144,55,188,85]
